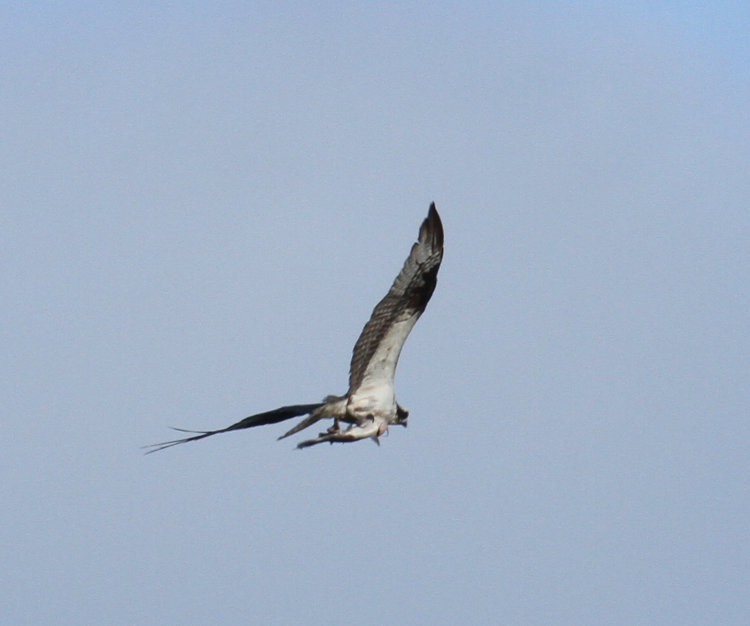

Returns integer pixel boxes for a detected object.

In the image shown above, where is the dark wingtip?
[142,429,215,454]
[423,202,443,250]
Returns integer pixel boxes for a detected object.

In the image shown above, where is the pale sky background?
[3,2,749,624]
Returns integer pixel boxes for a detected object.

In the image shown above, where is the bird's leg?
[297,416,387,449]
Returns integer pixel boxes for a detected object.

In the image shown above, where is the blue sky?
[3,3,749,624]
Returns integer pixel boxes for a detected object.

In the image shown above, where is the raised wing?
[143,403,323,453]
[348,203,444,396]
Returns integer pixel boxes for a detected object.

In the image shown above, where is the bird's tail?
[276,395,348,440]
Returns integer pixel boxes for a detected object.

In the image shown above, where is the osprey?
[145,203,443,452]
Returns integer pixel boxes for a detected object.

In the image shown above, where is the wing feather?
[143,403,324,453]
[348,203,443,394]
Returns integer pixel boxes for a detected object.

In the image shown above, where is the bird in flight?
[145,203,443,452]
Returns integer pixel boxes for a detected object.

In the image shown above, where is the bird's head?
[394,404,409,427]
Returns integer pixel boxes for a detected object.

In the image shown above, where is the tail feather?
[277,412,325,440]
[277,395,349,440]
